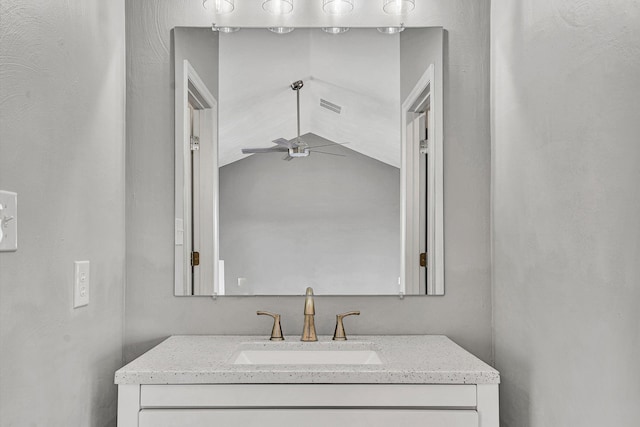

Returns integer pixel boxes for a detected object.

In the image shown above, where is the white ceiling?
[218,28,401,167]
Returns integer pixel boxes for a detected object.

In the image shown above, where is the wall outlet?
[74,261,90,308]
[0,190,18,252]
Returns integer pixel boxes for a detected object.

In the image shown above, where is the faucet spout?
[304,287,315,315]
[301,287,317,342]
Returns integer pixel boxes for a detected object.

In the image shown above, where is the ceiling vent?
[320,98,342,114]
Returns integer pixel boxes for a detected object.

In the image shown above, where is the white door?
[189,102,201,295]
[187,95,217,296]
[405,111,429,295]
[418,111,428,294]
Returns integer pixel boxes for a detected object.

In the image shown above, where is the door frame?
[175,60,219,296]
[400,64,444,295]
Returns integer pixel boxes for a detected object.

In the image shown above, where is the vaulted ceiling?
[218,29,401,167]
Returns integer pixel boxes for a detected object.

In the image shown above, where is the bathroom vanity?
[115,335,499,426]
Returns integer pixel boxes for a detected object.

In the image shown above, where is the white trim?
[175,60,219,296]
[418,112,428,294]
[191,108,202,294]
[477,384,499,427]
[400,64,444,295]
[117,384,141,427]
[433,59,445,295]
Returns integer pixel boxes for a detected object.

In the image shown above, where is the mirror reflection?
[174,27,444,296]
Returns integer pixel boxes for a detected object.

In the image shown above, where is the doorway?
[174,60,219,296]
[401,65,444,295]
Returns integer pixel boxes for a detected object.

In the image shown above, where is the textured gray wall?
[491,1,640,426]
[400,28,443,102]
[220,140,400,295]
[174,27,219,96]
[125,0,492,364]
[0,1,126,426]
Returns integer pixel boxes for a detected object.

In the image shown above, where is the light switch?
[74,261,90,308]
[0,190,17,252]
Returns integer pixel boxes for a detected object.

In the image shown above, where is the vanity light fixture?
[322,0,354,15]
[268,27,295,34]
[212,24,240,33]
[377,24,405,34]
[322,27,350,34]
[262,0,294,15]
[383,0,415,15]
[203,0,234,14]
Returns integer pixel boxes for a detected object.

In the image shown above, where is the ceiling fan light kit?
[241,79,348,161]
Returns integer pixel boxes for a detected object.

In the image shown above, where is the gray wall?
[400,27,444,102]
[174,27,219,96]
[220,139,400,295]
[125,0,492,364]
[0,1,126,426]
[491,1,640,426]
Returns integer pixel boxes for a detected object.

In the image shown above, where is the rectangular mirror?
[174,27,443,296]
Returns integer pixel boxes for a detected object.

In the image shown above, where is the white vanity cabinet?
[116,336,500,427]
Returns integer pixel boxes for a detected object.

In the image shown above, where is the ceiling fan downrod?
[291,80,304,149]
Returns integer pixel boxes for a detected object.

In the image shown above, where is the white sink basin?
[231,343,383,365]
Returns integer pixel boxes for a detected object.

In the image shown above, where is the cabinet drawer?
[140,384,477,408]
[139,409,479,427]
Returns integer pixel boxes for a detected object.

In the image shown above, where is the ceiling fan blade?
[272,138,295,149]
[307,141,351,150]
[282,153,294,161]
[309,150,346,157]
[242,147,288,154]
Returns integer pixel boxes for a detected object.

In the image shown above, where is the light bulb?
[323,0,353,15]
[383,0,415,15]
[212,25,240,33]
[377,25,405,34]
[262,0,294,15]
[268,27,295,34]
[203,0,234,14]
[322,27,350,34]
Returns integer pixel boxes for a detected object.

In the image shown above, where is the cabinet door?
[139,409,478,427]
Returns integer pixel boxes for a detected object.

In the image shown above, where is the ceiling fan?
[241,80,348,161]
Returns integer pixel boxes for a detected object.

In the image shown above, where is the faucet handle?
[333,311,360,341]
[257,311,284,341]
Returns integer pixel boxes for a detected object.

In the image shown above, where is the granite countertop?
[115,335,500,385]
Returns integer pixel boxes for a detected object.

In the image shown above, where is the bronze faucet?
[301,287,318,342]
[257,311,284,341]
[333,311,360,341]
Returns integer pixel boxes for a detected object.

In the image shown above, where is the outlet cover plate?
[74,261,90,308]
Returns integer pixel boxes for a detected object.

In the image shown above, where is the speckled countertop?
[115,335,499,385]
